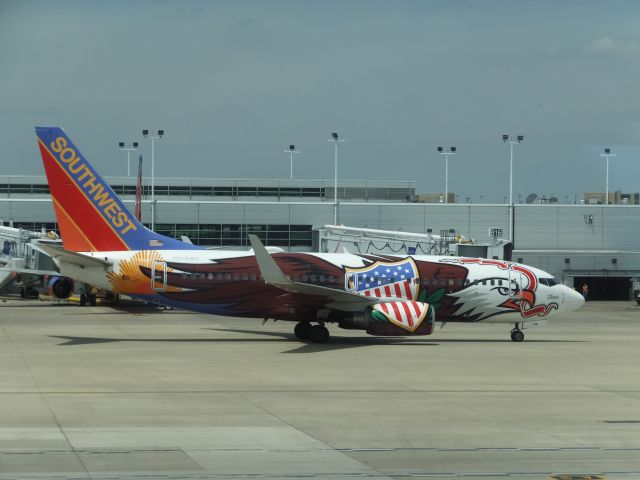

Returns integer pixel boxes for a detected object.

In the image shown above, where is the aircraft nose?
[564,286,585,311]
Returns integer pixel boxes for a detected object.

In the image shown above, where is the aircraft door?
[508,269,524,299]
[151,261,168,291]
[345,271,358,292]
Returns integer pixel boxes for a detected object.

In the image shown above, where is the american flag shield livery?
[345,258,419,300]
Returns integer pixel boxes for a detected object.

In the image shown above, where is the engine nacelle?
[335,301,436,336]
[48,276,74,299]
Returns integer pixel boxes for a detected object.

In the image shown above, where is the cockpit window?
[539,277,557,286]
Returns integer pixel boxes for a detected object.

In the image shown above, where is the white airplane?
[34,126,584,343]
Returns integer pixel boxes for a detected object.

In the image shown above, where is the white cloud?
[586,37,640,54]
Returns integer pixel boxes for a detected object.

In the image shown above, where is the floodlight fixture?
[284,144,300,179]
[118,141,140,176]
[141,129,165,230]
[502,133,525,243]
[328,132,345,224]
[437,145,456,203]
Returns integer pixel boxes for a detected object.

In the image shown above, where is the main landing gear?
[510,323,525,342]
[294,321,330,343]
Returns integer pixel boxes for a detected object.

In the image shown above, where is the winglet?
[248,234,290,285]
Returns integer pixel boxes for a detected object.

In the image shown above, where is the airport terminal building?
[2,174,640,299]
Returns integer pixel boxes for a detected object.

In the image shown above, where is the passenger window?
[216,273,223,280]
[490,279,495,286]
[208,273,213,280]
[251,274,257,281]
[242,274,248,281]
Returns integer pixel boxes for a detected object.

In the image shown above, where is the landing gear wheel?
[511,330,524,342]
[80,294,87,306]
[308,325,330,343]
[89,294,97,306]
[294,322,311,340]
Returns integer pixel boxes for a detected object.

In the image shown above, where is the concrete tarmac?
[0,297,639,479]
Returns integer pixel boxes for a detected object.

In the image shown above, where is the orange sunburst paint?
[107,251,182,294]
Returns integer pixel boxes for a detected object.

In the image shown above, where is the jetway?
[0,223,60,293]
[313,225,510,259]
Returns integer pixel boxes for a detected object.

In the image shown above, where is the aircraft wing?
[248,234,376,312]
[0,266,61,276]
[34,244,112,269]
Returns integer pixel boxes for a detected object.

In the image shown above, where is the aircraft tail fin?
[35,126,200,252]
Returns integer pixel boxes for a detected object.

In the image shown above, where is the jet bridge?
[0,223,60,292]
[313,225,509,258]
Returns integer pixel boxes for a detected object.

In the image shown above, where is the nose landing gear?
[294,321,330,343]
[510,323,525,342]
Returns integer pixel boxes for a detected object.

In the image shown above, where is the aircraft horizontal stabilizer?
[248,234,376,312]
[35,244,111,269]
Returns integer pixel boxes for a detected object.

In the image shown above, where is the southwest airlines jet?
[34,127,584,343]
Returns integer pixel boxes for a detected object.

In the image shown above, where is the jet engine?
[334,301,435,336]
[48,276,74,299]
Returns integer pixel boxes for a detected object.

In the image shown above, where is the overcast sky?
[1,0,640,202]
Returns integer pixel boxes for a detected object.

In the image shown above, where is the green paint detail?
[371,310,387,323]
[426,287,446,304]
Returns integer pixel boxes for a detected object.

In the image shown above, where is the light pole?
[328,132,345,225]
[142,129,164,230]
[601,147,615,205]
[437,146,456,203]
[502,134,524,242]
[284,144,300,179]
[118,141,139,176]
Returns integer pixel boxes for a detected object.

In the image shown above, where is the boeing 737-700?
[34,126,584,343]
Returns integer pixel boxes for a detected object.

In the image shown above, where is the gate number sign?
[489,227,503,238]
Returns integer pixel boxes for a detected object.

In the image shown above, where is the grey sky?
[1,0,639,202]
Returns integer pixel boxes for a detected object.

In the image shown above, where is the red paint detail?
[391,302,402,321]
[380,303,389,313]
[411,301,421,316]
[384,285,391,297]
[400,302,413,326]
[364,290,371,297]
[38,142,128,252]
[403,281,412,299]
[394,283,402,297]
